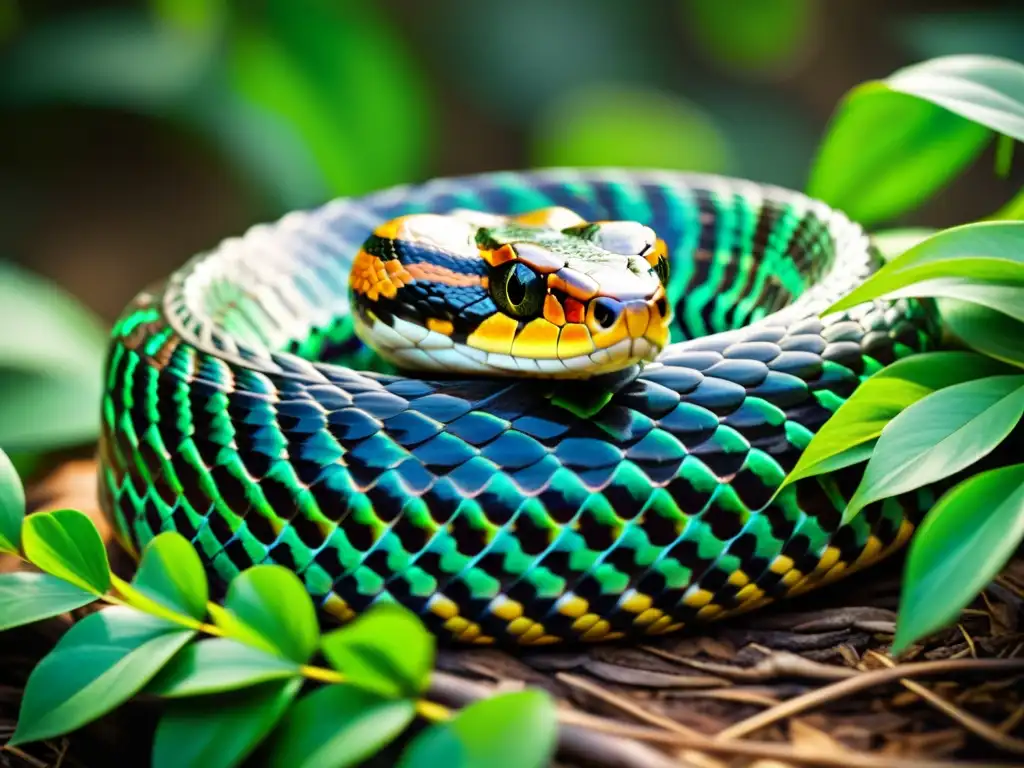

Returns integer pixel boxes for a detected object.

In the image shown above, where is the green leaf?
[0,572,97,631]
[778,351,1010,492]
[870,228,937,263]
[268,685,416,768]
[125,531,209,621]
[940,298,1024,368]
[0,447,25,552]
[0,262,110,452]
[147,638,301,697]
[893,463,1024,654]
[531,84,732,174]
[10,607,194,745]
[22,509,111,594]
[398,690,558,768]
[153,678,301,768]
[212,564,318,663]
[808,55,1024,226]
[823,220,1024,317]
[844,374,1024,521]
[321,603,434,699]
[873,278,1024,322]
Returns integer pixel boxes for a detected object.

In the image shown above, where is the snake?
[98,169,944,647]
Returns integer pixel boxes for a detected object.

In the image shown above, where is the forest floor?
[3,458,1023,768]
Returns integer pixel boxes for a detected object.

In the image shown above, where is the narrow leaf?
[398,690,558,768]
[214,565,318,663]
[823,220,1024,316]
[11,607,194,744]
[268,685,415,768]
[0,572,97,631]
[845,374,1024,521]
[0,447,25,552]
[22,508,111,594]
[779,351,1010,491]
[893,463,1024,654]
[321,603,434,699]
[153,678,302,768]
[940,298,1024,368]
[147,637,301,698]
[127,531,209,620]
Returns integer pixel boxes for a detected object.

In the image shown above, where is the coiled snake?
[99,169,942,646]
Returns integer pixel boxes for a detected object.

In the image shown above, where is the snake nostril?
[593,298,620,329]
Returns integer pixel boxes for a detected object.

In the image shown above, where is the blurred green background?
[0,0,1022,459]
[3,0,1023,321]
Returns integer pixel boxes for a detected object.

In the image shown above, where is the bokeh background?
[3,0,1023,321]
[0,0,1022,459]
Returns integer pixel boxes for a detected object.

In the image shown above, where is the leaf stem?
[995,133,1015,178]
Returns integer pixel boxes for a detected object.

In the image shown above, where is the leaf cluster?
[0,462,557,768]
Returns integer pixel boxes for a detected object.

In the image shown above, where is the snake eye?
[492,261,546,318]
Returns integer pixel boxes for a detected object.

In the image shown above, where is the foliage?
[793,53,1024,653]
[807,55,1024,228]
[0,459,557,768]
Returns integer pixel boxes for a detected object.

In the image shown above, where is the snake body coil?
[99,170,942,646]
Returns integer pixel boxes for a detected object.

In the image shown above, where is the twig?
[714,657,1024,740]
[429,670,686,768]
[556,672,703,738]
[642,644,856,682]
[555,708,1017,768]
[865,651,1024,755]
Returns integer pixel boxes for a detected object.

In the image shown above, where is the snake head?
[349,206,672,378]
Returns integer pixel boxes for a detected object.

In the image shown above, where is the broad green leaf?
[872,278,1024,322]
[940,298,1024,368]
[0,262,109,452]
[870,228,936,263]
[823,220,1024,316]
[213,565,318,663]
[153,678,301,768]
[147,638,301,697]
[0,572,97,631]
[845,374,1024,521]
[0,446,25,552]
[398,690,558,768]
[532,84,731,174]
[893,463,1024,654]
[778,351,1010,492]
[683,0,814,73]
[808,55,1024,226]
[127,531,209,620]
[321,603,434,699]
[268,685,415,768]
[11,607,194,744]
[22,508,111,594]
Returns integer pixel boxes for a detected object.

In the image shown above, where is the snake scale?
[98,169,945,647]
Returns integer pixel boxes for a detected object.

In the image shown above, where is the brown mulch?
[3,459,1023,768]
